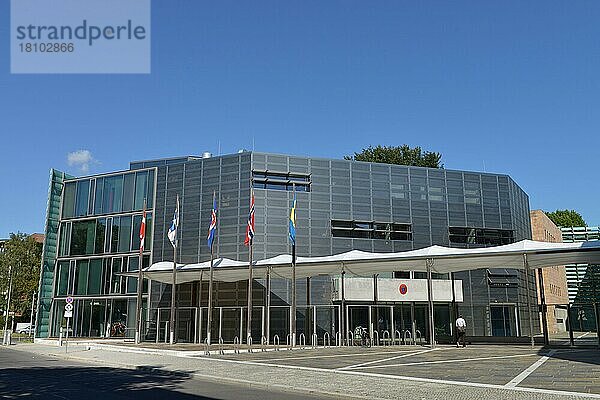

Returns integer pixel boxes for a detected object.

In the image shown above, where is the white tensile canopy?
[126,239,600,347]
[132,239,600,285]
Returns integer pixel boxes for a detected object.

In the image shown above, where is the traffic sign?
[64,310,72,318]
[65,303,73,312]
[66,296,74,304]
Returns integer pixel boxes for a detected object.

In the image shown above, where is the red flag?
[244,189,255,246]
[139,209,146,251]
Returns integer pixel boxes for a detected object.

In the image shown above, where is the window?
[70,220,96,255]
[487,269,519,287]
[94,177,104,214]
[74,260,89,295]
[55,261,70,296]
[118,216,132,252]
[95,218,106,254]
[62,182,76,218]
[122,173,135,212]
[88,259,103,295]
[103,175,124,214]
[331,219,412,241]
[134,171,148,210]
[449,227,513,246]
[394,271,410,279]
[75,179,90,217]
[252,170,311,192]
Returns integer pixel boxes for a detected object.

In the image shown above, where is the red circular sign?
[399,283,408,295]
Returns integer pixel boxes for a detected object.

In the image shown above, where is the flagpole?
[135,198,146,344]
[169,194,179,345]
[290,185,297,347]
[247,237,253,344]
[246,187,255,345]
[291,241,296,347]
[207,191,217,346]
[207,245,214,345]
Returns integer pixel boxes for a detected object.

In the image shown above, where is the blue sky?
[1,1,599,237]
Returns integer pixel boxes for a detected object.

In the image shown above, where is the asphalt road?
[0,347,335,400]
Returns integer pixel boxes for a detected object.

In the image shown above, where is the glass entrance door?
[490,305,517,337]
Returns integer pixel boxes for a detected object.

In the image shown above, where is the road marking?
[210,357,600,399]
[337,348,437,370]
[48,346,600,399]
[577,331,591,339]
[505,350,556,388]
[248,349,416,362]
[348,352,539,370]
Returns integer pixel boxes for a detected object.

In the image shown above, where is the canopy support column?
[266,267,271,345]
[524,253,535,348]
[197,271,203,344]
[537,268,549,345]
[426,258,436,348]
[341,264,346,345]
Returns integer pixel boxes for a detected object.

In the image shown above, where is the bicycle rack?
[286,333,292,349]
[273,334,280,351]
[218,337,224,355]
[372,330,379,346]
[204,338,210,356]
[261,335,267,352]
[335,331,341,347]
[247,336,253,353]
[233,336,240,354]
[415,330,422,344]
[382,330,390,346]
[323,332,331,348]
[394,330,402,346]
[299,333,306,348]
[404,330,413,345]
[346,331,354,346]
[311,333,318,348]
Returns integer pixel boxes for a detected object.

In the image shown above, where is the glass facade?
[40,152,538,342]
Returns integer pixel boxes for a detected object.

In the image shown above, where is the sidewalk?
[6,342,593,400]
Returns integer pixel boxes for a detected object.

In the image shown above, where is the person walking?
[455,314,467,348]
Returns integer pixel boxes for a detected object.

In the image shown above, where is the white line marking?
[248,349,416,362]
[215,357,600,399]
[337,348,437,370]
[505,350,556,388]
[64,346,600,399]
[577,331,591,339]
[349,353,539,370]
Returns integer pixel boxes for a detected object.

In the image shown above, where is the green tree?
[545,209,587,228]
[344,145,443,168]
[0,233,42,327]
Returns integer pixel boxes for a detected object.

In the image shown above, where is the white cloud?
[67,150,96,173]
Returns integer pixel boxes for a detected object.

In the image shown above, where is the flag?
[207,191,218,249]
[244,189,255,246]
[289,191,296,245]
[139,208,146,251]
[167,196,179,248]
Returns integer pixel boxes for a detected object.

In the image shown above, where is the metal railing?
[372,330,379,346]
[311,333,318,348]
[404,329,412,345]
[273,334,280,351]
[233,336,240,354]
[299,333,306,348]
[261,335,267,352]
[346,330,354,346]
[324,332,331,347]
[218,337,224,355]
[394,329,402,346]
[382,330,390,346]
[246,336,252,353]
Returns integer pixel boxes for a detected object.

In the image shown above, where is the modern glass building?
[36,152,538,343]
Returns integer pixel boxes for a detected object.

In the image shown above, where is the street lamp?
[2,264,13,346]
